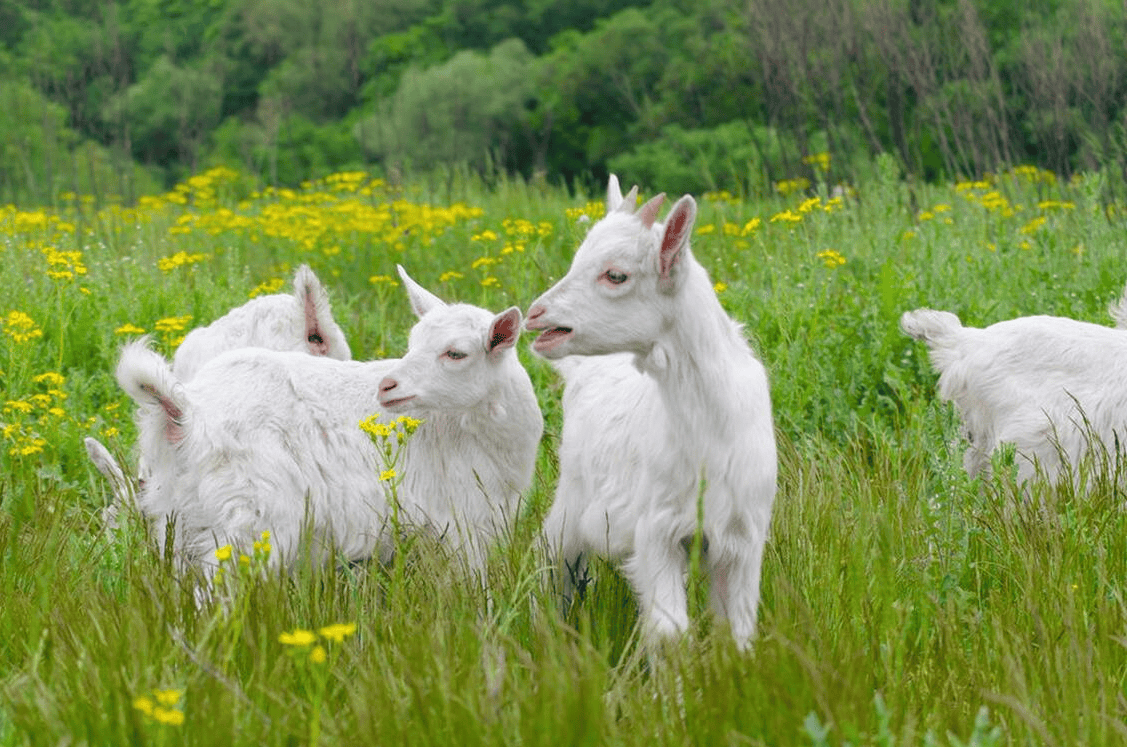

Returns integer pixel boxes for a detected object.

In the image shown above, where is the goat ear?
[294,265,331,355]
[617,184,639,214]
[485,306,522,354]
[656,195,697,283]
[637,193,665,229]
[607,174,624,212]
[397,265,446,318]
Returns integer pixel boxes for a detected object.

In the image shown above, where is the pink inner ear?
[489,310,520,351]
[303,292,328,355]
[659,206,691,278]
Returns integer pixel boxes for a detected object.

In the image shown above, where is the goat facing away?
[526,175,777,651]
[87,264,352,522]
[901,306,1127,485]
[115,266,542,580]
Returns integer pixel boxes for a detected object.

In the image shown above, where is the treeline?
[2,0,1126,203]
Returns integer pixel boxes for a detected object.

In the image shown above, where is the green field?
[1,158,1125,745]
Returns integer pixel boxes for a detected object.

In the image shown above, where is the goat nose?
[379,377,398,393]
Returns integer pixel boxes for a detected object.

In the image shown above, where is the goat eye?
[445,350,467,360]
[605,270,629,285]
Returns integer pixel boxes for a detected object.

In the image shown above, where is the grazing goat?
[526,175,777,650]
[88,265,351,522]
[115,266,542,578]
[901,307,1127,485]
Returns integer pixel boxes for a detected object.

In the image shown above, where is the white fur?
[88,265,352,520]
[173,263,351,381]
[115,266,542,578]
[526,175,777,650]
[901,307,1127,484]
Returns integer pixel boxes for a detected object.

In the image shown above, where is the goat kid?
[88,264,351,525]
[116,266,542,580]
[902,307,1127,485]
[526,175,777,650]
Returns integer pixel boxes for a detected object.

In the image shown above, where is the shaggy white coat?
[901,307,1127,484]
[115,267,542,577]
[88,265,351,519]
[526,175,777,650]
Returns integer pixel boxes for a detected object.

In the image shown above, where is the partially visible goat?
[116,266,542,578]
[526,175,777,650]
[88,265,351,521]
[901,307,1127,485]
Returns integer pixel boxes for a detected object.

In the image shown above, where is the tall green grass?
[0,159,1125,744]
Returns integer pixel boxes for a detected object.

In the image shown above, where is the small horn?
[637,193,666,228]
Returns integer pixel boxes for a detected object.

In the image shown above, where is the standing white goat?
[87,264,351,521]
[525,176,777,650]
[115,266,541,578]
[902,307,1127,485]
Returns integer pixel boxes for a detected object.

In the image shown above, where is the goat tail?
[1109,283,1127,329]
[116,338,189,442]
[899,308,963,343]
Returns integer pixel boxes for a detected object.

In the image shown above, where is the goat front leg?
[626,517,689,647]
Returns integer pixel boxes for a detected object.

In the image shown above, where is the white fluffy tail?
[899,308,963,342]
[115,339,189,443]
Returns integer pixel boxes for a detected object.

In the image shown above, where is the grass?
[1,158,1126,744]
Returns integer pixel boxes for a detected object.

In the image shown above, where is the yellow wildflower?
[714,282,728,294]
[319,622,357,642]
[3,311,44,343]
[380,469,396,482]
[115,323,146,335]
[279,629,317,647]
[816,249,847,269]
[439,271,464,282]
[310,645,327,664]
[215,545,233,562]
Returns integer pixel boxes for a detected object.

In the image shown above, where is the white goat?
[526,176,777,650]
[87,264,351,521]
[1108,283,1127,329]
[173,263,352,381]
[901,307,1127,485]
[115,266,542,578]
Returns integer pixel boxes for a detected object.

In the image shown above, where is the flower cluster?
[3,311,43,344]
[133,689,185,726]
[278,622,358,664]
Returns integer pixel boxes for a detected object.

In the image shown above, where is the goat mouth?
[532,327,573,353]
[379,394,417,409]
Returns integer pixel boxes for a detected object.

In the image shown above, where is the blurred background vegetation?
[3,0,1127,204]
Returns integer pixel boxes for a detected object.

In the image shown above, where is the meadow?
[1,156,1126,745]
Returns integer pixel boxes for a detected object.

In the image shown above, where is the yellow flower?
[769,210,802,224]
[152,707,185,726]
[3,311,44,344]
[154,315,193,333]
[714,282,728,293]
[439,271,464,282]
[319,622,357,642]
[249,278,285,298]
[279,629,317,647]
[369,275,399,286]
[32,372,65,386]
[480,277,500,288]
[215,545,233,562]
[115,323,146,335]
[153,690,183,707]
[310,645,327,664]
[816,249,847,269]
[380,469,396,482]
